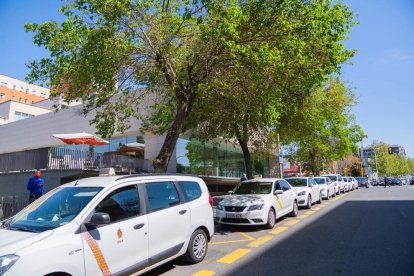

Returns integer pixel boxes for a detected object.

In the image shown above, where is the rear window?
[179,181,202,202]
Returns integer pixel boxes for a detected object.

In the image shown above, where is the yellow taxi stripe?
[82,232,111,276]
[274,196,283,208]
[192,270,215,276]
[284,219,300,226]
[270,226,288,235]
[217,249,251,264]
[248,235,273,248]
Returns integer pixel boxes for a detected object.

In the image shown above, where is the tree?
[280,79,365,175]
[370,142,412,176]
[187,0,356,179]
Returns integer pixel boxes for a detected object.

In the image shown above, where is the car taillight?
[208,193,213,207]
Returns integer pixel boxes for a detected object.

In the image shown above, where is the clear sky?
[0,1,413,156]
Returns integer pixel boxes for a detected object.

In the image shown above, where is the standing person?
[384,177,391,188]
[27,170,45,203]
[241,173,247,182]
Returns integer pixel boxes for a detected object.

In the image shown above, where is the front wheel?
[290,201,299,217]
[265,208,276,229]
[184,229,208,264]
[306,195,312,209]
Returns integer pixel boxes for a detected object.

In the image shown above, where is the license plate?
[226,213,243,218]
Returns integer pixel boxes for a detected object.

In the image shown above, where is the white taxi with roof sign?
[215,178,298,229]
[0,175,214,275]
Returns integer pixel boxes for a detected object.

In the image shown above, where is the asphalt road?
[145,185,414,276]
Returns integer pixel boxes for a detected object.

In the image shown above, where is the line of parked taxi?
[215,174,359,228]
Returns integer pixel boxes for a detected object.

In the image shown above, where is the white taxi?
[285,177,322,209]
[313,177,336,199]
[0,175,214,275]
[215,179,298,229]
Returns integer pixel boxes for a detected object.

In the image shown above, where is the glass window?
[280,180,291,191]
[179,181,202,202]
[146,182,180,212]
[233,181,272,195]
[274,182,282,191]
[286,178,308,187]
[95,185,140,223]
[0,93,4,99]
[313,178,326,184]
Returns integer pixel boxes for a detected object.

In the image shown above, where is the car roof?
[285,177,310,179]
[60,174,204,188]
[243,178,282,182]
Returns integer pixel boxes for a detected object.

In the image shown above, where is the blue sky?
[0,0,413,156]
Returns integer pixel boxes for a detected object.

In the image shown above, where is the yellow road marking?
[209,239,252,245]
[313,206,322,210]
[270,226,288,235]
[248,235,273,248]
[297,214,309,219]
[192,270,215,276]
[284,219,300,226]
[217,249,251,264]
[305,210,316,215]
[238,232,255,241]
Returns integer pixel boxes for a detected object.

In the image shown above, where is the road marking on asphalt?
[217,249,251,264]
[304,210,316,215]
[297,214,309,219]
[284,219,300,226]
[270,226,289,235]
[238,232,255,241]
[313,206,322,210]
[192,270,215,276]
[248,235,273,248]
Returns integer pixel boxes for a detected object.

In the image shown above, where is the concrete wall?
[0,74,50,98]
[144,132,177,173]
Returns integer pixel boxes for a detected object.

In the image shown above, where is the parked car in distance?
[0,175,214,276]
[313,177,336,199]
[285,177,322,209]
[343,177,351,192]
[410,177,414,185]
[321,174,345,194]
[355,177,368,187]
[391,178,402,185]
[215,178,298,229]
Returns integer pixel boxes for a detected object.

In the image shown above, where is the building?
[0,74,50,101]
[0,100,51,125]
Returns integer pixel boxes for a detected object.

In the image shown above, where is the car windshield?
[313,178,326,184]
[4,187,102,233]
[355,177,367,182]
[232,181,273,195]
[323,175,337,181]
[286,178,308,187]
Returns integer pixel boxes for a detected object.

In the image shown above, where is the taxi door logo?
[117,228,124,244]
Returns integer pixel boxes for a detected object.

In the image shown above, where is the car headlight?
[0,254,19,275]
[217,203,224,210]
[247,204,264,211]
[298,191,306,196]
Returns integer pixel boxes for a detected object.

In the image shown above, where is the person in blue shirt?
[27,170,45,203]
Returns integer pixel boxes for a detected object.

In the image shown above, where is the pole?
[277,134,283,178]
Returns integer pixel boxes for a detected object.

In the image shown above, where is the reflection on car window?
[95,185,140,223]
[8,187,102,232]
[313,178,326,184]
[179,181,202,202]
[146,182,180,212]
[280,180,291,191]
[233,182,272,195]
[286,178,308,187]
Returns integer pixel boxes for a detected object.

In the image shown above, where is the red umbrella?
[52,132,109,146]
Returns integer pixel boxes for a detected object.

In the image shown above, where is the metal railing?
[0,194,29,220]
[0,147,151,173]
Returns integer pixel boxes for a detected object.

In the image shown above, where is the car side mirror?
[85,212,110,227]
[274,190,283,195]
[228,190,234,194]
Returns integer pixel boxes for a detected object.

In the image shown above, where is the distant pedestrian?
[27,170,45,203]
[384,177,391,188]
[241,173,247,182]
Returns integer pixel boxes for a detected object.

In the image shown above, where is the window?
[280,180,291,191]
[0,93,4,99]
[95,185,140,223]
[146,182,180,212]
[15,111,33,121]
[179,181,202,202]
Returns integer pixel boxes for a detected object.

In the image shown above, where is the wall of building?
[144,132,177,173]
[0,74,50,98]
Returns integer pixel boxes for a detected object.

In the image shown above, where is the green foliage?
[370,142,412,176]
[281,78,366,175]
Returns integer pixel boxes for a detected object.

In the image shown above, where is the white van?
[0,175,214,275]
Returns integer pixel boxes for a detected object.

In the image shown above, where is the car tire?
[318,192,322,204]
[306,195,312,209]
[326,192,330,200]
[184,229,208,264]
[265,208,276,229]
[290,201,299,217]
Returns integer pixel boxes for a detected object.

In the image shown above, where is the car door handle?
[134,223,145,230]
[179,210,187,215]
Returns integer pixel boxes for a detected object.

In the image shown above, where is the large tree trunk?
[237,136,253,180]
[153,100,189,173]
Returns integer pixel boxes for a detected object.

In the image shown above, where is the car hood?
[219,194,269,206]
[292,187,308,194]
[0,228,53,255]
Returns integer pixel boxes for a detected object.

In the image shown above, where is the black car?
[391,178,402,185]
[410,178,414,185]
